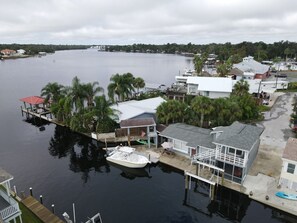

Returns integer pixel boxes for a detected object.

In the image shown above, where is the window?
[236,150,243,156]
[287,163,295,174]
[229,148,235,154]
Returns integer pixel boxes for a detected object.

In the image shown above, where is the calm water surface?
[0,50,295,223]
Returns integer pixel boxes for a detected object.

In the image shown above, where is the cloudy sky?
[1,0,297,45]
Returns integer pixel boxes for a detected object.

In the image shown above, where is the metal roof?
[233,56,270,74]
[110,97,166,122]
[19,96,45,105]
[186,77,233,93]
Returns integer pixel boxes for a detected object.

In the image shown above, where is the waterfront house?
[0,49,16,56]
[110,96,166,123]
[16,49,26,55]
[159,123,215,157]
[0,168,22,223]
[174,76,233,99]
[279,137,297,190]
[211,122,263,184]
[160,122,263,184]
[233,56,270,79]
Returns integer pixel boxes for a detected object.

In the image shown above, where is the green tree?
[191,96,214,127]
[70,76,86,112]
[217,59,232,77]
[41,82,65,103]
[284,48,291,61]
[133,77,145,93]
[156,100,188,125]
[108,73,135,102]
[82,81,104,107]
[193,55,205,75]
[93,95,118,133]
[232,79,250,96]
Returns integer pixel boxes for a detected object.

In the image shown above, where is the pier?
[21,196,64,223]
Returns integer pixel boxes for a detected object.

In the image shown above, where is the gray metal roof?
[214,121,264,151]
[160,123,215,148]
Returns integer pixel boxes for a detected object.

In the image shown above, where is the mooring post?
[29,187,33,196]
[39,195,43,204]
[51,204,55,213]
[185,173,189,189]
[13,185,17,195]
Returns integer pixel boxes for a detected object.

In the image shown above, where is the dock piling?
[30,187,33,196]
[51,204,55,213]
[40,195,43,204]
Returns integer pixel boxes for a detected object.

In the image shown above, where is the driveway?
[249,92,295,177]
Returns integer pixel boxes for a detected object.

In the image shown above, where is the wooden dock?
[21,196,64,223]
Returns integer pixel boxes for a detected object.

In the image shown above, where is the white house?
[16,49,26,55]
[186,76,233,98]
[0,168,22,223]
[233,56,270,79]
[279,138,297,190]
[110,96,166,122]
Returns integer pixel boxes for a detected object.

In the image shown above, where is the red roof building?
[19,96,45,105]
[1,49,16,56]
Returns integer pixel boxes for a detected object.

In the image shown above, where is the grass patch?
[259,105,271,112]
[10,202,43,223]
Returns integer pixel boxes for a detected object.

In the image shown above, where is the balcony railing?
[0,202,20,221]
[0,188,20,221]
[216,153,245,166]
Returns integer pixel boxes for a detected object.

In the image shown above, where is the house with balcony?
[212,122,263,184]
[0,168,22,223]
[279,137,297,190]
[160,121,263,184]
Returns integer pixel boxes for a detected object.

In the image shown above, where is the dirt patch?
[248,150,282,177]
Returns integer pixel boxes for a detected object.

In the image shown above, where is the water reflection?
[48,126,110,183]
[183,182,250,221]
[108,162,151,180]
[23,117,51,130]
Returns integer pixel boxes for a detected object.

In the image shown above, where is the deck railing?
[192,150,215,162]
[0,202,20,221]
[0,188,20,221]
[216,153,245,166]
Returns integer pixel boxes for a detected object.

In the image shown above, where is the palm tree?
[156,100,188,125]
[133,77,145,94]
[70,76,86,111]
[191,96,214,127]
[193,55,204,76]
[41,82,65,103]
[82,82,104,107]
[232,79,249,96]
[93,95,118,133]
[108,73,135,102]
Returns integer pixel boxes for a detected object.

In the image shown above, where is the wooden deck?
[21,196,64,223]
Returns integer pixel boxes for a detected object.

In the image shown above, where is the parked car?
[275,74,287,78]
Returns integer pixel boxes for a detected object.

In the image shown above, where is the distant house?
[0,168,22,222]
[0,49,16,56]
[186,76,233,98]
[279,138,297,190]
[110,96,166,123]
[160,121,264,184]
[16,49,26,55]
[233,56,270,79]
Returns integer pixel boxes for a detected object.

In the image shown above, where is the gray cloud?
[1,0,297,44]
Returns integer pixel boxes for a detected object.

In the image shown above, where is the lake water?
[0,50,295,223]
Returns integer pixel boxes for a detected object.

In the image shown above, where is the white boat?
[106,146,150,168]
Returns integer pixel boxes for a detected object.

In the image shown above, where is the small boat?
[275,191,297,200]
[106,146,150,168]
